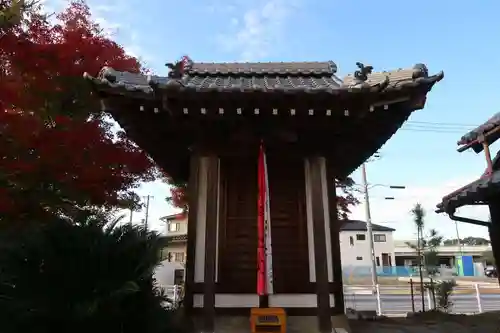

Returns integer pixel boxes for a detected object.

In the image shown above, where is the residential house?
[340,220,396,268]
[159,213,187,264]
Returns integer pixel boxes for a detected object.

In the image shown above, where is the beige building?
[160,213,188,264]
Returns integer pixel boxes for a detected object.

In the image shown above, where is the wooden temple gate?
[86,59,443,333]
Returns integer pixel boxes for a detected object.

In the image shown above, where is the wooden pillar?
[184,154,200,313]
[203,155,219,333]
[488,198,500,285]
[326,162,345,313]
[185,154,219,333]
[308,156,332,333]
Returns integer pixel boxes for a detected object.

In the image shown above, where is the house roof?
[160,213,185,221]
[340,219,395,232]
[84,61,443,97]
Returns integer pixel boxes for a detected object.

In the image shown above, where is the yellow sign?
[250,308,286,333]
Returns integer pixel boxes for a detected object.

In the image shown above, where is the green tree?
[407,204,443,276]
[0,0,24,29]
[408,203,444,312]
[0,212,174,333]
[481,250,495,265]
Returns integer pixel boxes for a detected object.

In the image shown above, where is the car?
[484,265,498,278]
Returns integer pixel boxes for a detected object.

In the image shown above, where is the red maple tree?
[0,1,155,223]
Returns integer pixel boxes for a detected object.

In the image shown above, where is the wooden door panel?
[267,155,310,292]
[218,156,257,292]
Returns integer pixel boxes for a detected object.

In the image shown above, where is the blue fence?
[342,265,468,280]
[342,265,421,278]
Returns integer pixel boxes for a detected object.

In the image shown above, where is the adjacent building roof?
[457,112,500,153]
[436,170,500,214]
[340,219,395,232]
[84,61,443,97]
[437,110,500,213]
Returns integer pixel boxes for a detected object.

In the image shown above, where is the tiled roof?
[457,112,500,153]
[340,219,395,232]
[188,61,337,75]
[436,170,500,213]
[84,61,443,96]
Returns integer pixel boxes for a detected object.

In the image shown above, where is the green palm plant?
[410,203,427,311]
[0,211,173,333]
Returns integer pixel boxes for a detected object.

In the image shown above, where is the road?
[344,292,500,315]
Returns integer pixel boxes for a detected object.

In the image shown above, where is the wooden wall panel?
[267,155,309,293]
[218,156,258,292]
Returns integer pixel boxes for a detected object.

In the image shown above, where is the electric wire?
[402,120,479,134]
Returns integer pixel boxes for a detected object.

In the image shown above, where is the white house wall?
[339,230,396,267]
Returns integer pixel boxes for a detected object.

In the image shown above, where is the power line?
[402,128,467,134]
[401,120,478,134]
[406,120,479,127]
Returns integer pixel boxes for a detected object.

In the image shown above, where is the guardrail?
[344,283,500,316]
[163,285,182,307]
[162,283,500,315]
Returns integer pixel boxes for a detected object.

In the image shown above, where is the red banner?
[257,142,267,296]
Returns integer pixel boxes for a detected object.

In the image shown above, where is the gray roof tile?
[436,170,500,213]
[84,61,443,96]
[457,112,500,153]
[188,61,337,75]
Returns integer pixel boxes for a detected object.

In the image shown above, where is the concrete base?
[191,315,351,333]
[287,316,351,333]
[331,314,351,333]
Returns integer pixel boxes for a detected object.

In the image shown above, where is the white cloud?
[349,176,491,241]
[216,0,300,61]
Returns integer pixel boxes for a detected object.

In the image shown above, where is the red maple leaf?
[0,1,155,223]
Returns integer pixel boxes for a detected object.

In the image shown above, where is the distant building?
[158,217,398,269]
[394,240,491,268]
[340,220,396,268]
[159,213,187,265]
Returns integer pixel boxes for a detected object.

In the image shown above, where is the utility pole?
[454,220,464,260]
[361,163,379,290]
[129,208,133,223]
[143,195,153,231]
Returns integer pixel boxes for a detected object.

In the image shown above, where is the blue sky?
[45,0,500,239]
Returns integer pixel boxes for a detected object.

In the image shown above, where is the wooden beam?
[326,161,345,314]
[184,154,200,313]
[483,141,493,174]
[309,157,332,333]
[203,156,219,333]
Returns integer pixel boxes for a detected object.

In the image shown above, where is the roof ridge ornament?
[412,63,429,79]
[166,55,194,79]
[353,62,373,82]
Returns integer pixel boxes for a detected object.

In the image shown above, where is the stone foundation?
[191,315,351,333]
